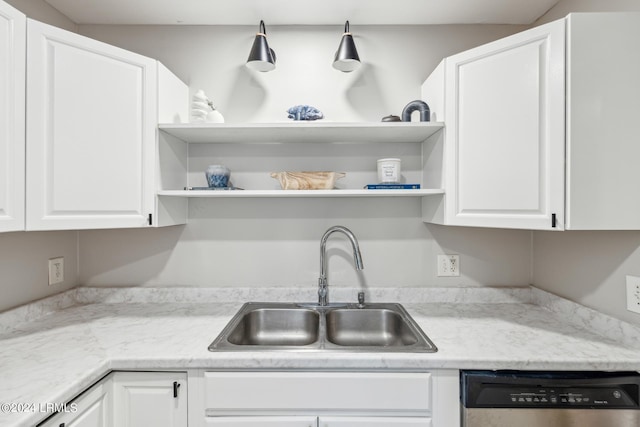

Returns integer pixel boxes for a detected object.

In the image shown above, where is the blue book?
[364,184,421,190]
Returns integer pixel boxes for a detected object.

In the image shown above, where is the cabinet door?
[38,375,112,427]
[26,19,156,230]
[319,417,432,427]
[0,0,25,232]
[444,19,565,230]
[112,371,187,427]
[206,416,317,427]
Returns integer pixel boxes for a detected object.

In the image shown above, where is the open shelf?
[157,121,445,201]
[158,189,444,198]
[159,122,444,144]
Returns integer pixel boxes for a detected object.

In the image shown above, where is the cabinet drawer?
[319,416,432,426]
[206,416,317,426]
[205,372,431,413]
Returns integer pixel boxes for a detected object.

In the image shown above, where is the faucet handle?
[318,279,328,306]
[357,291,365,308]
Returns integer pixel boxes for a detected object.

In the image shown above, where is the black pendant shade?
[246,20,276,72]
[333,21,360,72]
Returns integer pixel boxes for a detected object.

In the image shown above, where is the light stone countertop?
[1,286,639,427]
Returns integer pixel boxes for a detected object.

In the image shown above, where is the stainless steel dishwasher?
[461,370,640,426]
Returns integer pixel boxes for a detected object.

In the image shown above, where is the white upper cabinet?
[564,13,640,230]
[0,1,25,232]
[423,19,565,230]
[26,19,158,230]
[423,13,640,230]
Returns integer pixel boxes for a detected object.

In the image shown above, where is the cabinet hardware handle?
[173,381,181,398]
[148,213,152,226]
[551,213,557,228]
[59,423,65,427]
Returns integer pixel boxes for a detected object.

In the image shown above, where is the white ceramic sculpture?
[192,90,225,123]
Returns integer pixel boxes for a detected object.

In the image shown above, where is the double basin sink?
[208,302,437,353]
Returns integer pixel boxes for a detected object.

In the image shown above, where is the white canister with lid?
[377,158,401,183]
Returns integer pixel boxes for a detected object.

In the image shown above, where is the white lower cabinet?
[113,371,188,427]
[38,371,187,427]
[38,374,113,427]
[200,371,458,427]
[39,369,458,427]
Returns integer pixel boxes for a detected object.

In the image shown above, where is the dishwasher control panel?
[462,370,640,409]
[476,385,636,408]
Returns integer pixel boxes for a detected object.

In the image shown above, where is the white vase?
[206,110,225,123]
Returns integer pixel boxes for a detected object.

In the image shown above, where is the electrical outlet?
[48,257,64,286]
[437,254,460,277]
[626,275,640,314]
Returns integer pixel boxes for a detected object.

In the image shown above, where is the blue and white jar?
[205,165,230,188]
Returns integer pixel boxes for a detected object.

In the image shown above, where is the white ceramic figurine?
[192,89,224,123]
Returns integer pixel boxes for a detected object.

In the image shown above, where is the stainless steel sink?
[325,308,420,347]
[226,307,320,346]
[209,302,437,353]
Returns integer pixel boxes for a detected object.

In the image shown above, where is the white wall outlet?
[626,275,640,314]
[48,257,64,286]
[437,254,460,277]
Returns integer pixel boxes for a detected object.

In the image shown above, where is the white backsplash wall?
[0,231,78,312]
[78,198,532,289]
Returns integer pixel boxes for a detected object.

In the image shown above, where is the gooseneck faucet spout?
[318,225,364,306]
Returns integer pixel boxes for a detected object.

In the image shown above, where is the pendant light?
[246,20,276,72]
[333,21,360,72]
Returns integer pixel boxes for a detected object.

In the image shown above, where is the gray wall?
[0,10,532,311]
[77,24,525,123]
[77,203,532,290]
[4,0,76,31]
[75,23,533,292]
[0,0,78,312]
[533,231,640,325]
[535,0,640,24]
[0,231,78,312]
[4,0,640,329]
[530,0,640,326]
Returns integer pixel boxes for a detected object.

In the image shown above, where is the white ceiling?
[44,0,561,26]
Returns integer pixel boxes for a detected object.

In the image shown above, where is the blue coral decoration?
[287,105,324,121]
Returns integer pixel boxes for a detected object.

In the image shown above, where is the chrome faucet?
[318,225,364,306]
